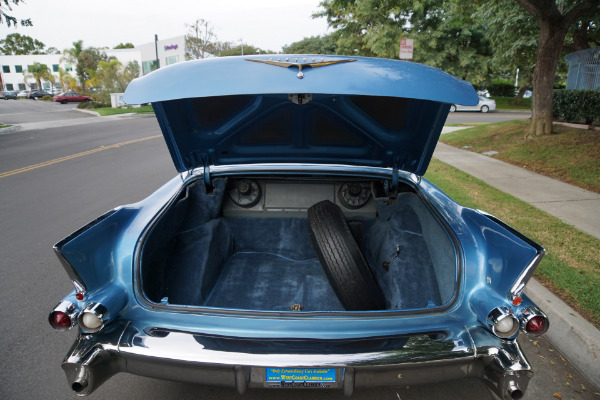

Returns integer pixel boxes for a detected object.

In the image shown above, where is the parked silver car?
[450,96,496,113]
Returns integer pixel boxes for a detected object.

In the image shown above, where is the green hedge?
[552,89,600,124]
[487,79,514,97]
[77,100,109,109]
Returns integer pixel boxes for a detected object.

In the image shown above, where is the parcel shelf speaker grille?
[228,179,261,208]
[338,182,372,209]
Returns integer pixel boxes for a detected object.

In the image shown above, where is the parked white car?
[450,96,496,113]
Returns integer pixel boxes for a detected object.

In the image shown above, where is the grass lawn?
[492,96,532,110]
[92,105,154,116]
[440,119,600,193]
[425,158,600,328]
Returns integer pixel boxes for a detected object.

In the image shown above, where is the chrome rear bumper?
[62,321,532,399]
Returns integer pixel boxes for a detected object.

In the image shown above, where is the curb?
[0,124,22,135]
[75,108,101,117]
[525,279,600,388]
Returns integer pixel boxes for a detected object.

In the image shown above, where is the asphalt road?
[0,103,596,400]
[0,99,94,124]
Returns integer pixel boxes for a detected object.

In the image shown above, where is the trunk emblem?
[246,58,357,79]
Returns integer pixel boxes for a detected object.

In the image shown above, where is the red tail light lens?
[519,306,549,336]
[51,312,71,328]
[526,316,545,333]
[49,301,78,331]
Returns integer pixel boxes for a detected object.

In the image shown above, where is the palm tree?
[61,40,83,65]
[58,68,77,91]
[24,62,52,90]
[61,40,84,88]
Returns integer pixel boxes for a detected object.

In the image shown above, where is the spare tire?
[307,200,386,311]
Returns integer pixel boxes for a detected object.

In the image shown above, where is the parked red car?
[53,92,93,104]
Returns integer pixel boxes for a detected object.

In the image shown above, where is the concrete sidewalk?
[434,141,600,239]
[433,135,600,388]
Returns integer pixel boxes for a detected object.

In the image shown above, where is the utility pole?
[154,34,160,70]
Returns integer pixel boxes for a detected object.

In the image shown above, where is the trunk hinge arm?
[189,151,212,189]
[201,153,211,187]
[391,156,401,192]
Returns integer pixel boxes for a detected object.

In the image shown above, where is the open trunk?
[140,177,458,313]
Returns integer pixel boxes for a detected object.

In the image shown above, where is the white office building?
[0,48,142,92]
[135,35,189,75]
[0,35,211,92]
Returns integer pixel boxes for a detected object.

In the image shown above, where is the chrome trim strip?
[206,163,421,182]
[475,210,545,300]
[60,322,534,399]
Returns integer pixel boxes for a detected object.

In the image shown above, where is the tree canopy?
[315,0,493,86]
[114,42,135,49]
[282,35,338,54]
[0,33,45,54]
[185,19,217,59]
[0,0,31,27]
[315,0,600,135]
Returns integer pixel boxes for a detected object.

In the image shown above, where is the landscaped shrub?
[552,89,600,124]
[487,79,515,97]
[77,100,109,109]
[40,95,53,101]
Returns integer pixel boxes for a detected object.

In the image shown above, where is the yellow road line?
[0,135,162,179]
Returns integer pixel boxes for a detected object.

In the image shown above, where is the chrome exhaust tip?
[508,381,523,399]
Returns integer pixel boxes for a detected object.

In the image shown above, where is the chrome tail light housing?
[519,306,549,336]
[488,307,520,339]
[49,301,79,330]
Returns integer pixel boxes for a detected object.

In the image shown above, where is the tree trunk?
[511,84,531,105]
[528,20,569,137]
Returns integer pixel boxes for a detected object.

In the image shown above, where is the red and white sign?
[399,38,414,60]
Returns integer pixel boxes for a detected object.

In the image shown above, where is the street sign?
[400,38,414,60]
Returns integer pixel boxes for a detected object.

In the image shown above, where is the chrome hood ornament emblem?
[246,58,357,79]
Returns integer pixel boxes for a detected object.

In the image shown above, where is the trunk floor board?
[204,252,345,311]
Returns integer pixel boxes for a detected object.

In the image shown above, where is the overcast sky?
[1,0,331,52]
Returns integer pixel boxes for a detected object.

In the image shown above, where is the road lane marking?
[0,134,162,179]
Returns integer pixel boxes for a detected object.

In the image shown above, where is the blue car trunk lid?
[123,55,478,175]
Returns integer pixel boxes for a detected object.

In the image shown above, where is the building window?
[142,60,158,75]
[6,83,14,91]
[42,82,50,90]
[52,64,59,72]
[15,65,22,73]
[165,55,178,66]
[18,83,26,90]
[2,65,10,73]
[65,64,73,72]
